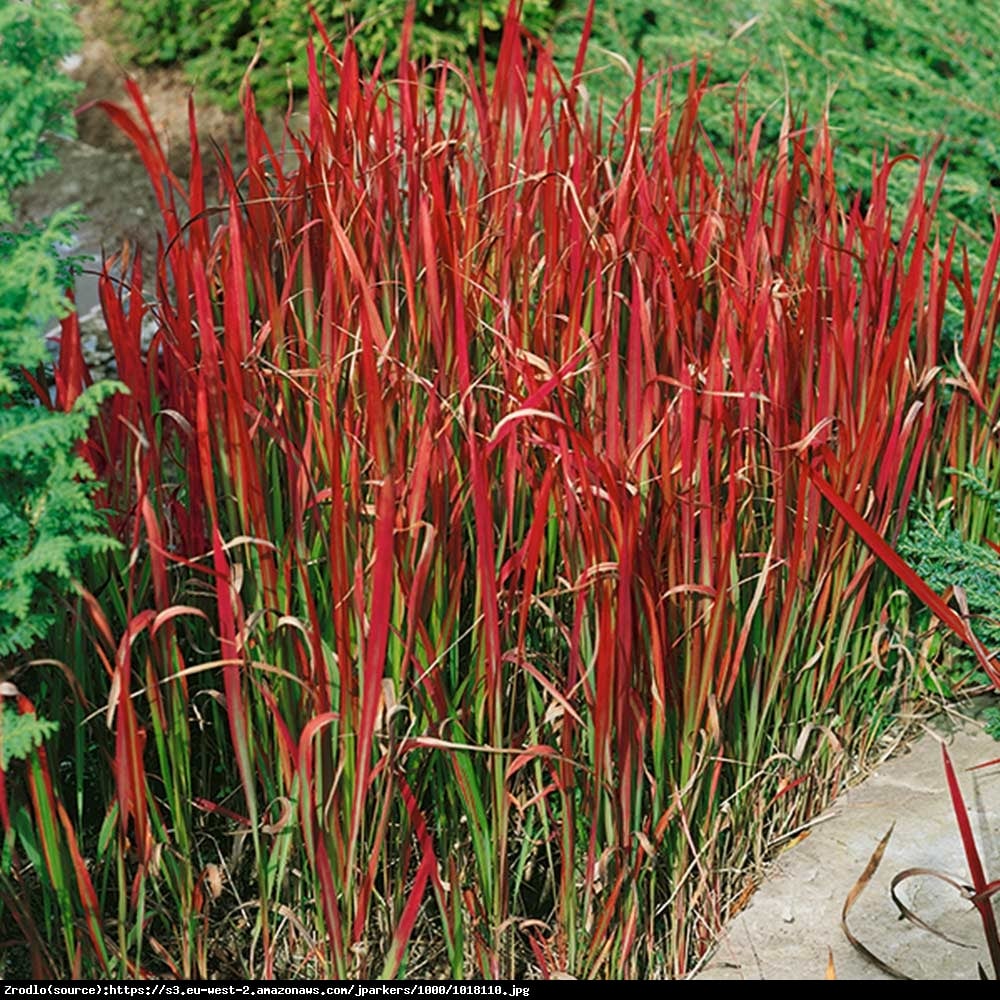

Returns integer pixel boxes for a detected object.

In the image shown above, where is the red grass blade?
[941,744,1000,978]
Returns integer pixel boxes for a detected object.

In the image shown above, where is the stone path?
[695,698,1000,980]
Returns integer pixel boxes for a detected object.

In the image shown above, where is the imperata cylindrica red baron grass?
[6,0,1000,980]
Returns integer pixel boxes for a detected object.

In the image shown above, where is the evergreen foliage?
[113,0,554,106]
[0,703,58,771]
[0,374,121,657]
[557,0,1000,260]
[0,0,81,222]
[0,2,120,663]
[899,472,1000,654]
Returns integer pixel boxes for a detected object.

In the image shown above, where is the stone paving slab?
[696,698,1000,980]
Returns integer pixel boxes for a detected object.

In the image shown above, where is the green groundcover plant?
[113,0,555,106]
[3,3,1000,981]
[897,471,1000,688]
[556,0,1000,268]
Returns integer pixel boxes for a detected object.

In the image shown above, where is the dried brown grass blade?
[890,867,975,946]
[841,824,910,979]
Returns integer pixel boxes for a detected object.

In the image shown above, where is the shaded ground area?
[18,0,244,255]
[696,698,1000,981]
[14,0,247,372]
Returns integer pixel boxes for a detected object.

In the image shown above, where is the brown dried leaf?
[203,863,224,900]
[841,824,910,980]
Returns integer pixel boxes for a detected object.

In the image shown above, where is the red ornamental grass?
[22,1,998,979]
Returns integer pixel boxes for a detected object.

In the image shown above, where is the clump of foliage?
[897,466,1000,675]
[899,501,1000,652]
[113,0,554,106]
[7,8,992,979]
[0,0,119,660]
[0,702,58,771]
[0,0,82,221]
[0,215,120,656]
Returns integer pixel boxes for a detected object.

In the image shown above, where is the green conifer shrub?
[899,471,1000,658]
[0,0,82,222]
[113,0,554,107]
[557,0,1000,270]
[0,2,120,664]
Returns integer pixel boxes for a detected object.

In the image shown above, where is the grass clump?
[5,6,1000,981]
